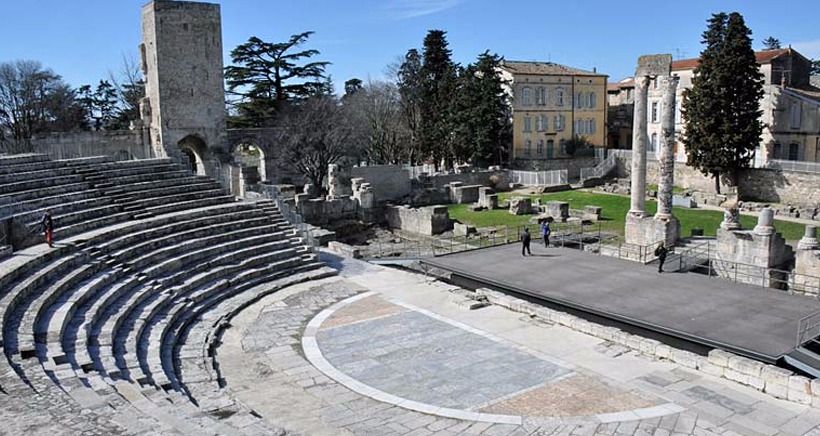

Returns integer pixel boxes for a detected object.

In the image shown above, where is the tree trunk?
[713,171,721,194]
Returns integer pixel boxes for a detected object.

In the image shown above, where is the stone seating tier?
[0,154,327,434]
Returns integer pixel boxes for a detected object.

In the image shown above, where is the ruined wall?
[615,156,820,207]
[350,165,412,202]
[29,130,151,160]
[424,170,509,190]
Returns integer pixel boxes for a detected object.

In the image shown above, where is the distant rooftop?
[499,60,605,77]
[607,77,635,92]
[672,48,791,71]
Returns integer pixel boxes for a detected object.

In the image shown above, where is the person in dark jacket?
[521,227,532,256]
[655,242,668,273]
[41,210,54,248]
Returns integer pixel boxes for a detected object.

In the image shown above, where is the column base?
[625,214,680,247]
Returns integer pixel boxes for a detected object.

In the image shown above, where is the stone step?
[140,195,236,218]
[14,197,115,226]
[0,167,79,186]
[0,153,49,166]
[134,188,227,210]
[0,182,95,208]
[0,174,87,196]
[0,188,104,220]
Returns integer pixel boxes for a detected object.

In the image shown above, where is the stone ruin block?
[508,197,532,215]
[385,204,453,236]
[485,194,499,210]
[478,187,495,209]
[583,205,602,222]
[468,204,485,212]
[546,201,569,221]
[672,195,696,208]
[451,184,481,204]
[454,222,477,237]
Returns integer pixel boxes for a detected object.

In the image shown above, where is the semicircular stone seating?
[0,153,335,435]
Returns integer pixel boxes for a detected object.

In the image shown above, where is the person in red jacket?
[41,210,54,248]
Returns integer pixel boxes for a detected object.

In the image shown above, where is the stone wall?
[385,205,453,236]
[512,157,596,180]
[615,156,820,207]
[423,170,509,190]
[713,227,794,287]
[30,130,151,160]
[350,165,412,202]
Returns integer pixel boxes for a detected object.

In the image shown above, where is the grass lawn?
[447,189,807,241]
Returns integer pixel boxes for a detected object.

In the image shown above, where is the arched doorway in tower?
[231,141,266,183]
[178,135,208,175]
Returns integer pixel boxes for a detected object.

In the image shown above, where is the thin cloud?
[792,39,820,59]
[381,0,464,20]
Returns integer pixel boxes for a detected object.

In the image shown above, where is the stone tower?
[140,0,227,173]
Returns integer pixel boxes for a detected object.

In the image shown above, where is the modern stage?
[422,243,820,364]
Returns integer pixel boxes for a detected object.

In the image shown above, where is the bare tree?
[106,53,145,130]
[345,80,409,165]
[276,95,354,190]
[0,60,84,153]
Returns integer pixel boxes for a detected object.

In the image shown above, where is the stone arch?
[230,139,267,182]
[178,135,208,175]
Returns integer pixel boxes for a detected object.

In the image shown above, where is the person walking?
[521,227,532,256]
[540,219,551,247]
[41,210,54,248]
[655,242,668,273]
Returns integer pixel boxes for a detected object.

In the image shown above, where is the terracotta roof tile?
[672,48,790,71]
[500,60,606,77]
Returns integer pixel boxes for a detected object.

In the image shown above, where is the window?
[588,92,597,109]
[650,133,658,152]
[556,88,565,106]
[536,115,544,131]
[554,114,565,131]
[547,140,555,158]
[524,140,532,157]
[541,114,549,131]
[537,139,544,156]
[523,116,532,132]
[788,143,800,161]
[575,119,584,134]
[675,101,681,124]
[574,92,583,109]
[560,139,567,154]
[651,101,659,123]
[773,143,782,159]
[536,87,546,105]
[522,87,532,106]
[790,102,801,129]
[587,119,596,134]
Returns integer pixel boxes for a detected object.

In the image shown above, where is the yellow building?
[498,60,608,162]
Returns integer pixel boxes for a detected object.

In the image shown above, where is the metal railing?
[797,311,820,347]
[580,153,617,181]
[595,238,666,264]
[360,221,615,261]
[508,169,568,186]
[675,241,712,273]
[766,159,820,174]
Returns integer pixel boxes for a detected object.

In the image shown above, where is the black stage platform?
[422,244,820,363]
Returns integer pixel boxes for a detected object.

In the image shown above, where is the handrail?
[797,310,820,347]
[580,153,617,181]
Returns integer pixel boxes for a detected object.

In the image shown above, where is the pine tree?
[682,12,763,192]
[761,36,781,50]
[224,32,330,127]
[451,52,511,166]
[418,30,457,169]
[397,49,423,164]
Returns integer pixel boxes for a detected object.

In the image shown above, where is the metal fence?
[767,159,820,174]
[508,169,568,186]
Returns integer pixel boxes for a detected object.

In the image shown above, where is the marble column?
[655,75,679,220]
[629,76,650,218]
[753,207,775,236]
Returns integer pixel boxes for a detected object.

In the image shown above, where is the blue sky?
[2,0,819,91]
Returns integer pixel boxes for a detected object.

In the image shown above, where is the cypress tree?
[682,12,763,192]
[418,30,457,169]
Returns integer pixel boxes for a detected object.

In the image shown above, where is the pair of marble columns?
[629,75,679,222]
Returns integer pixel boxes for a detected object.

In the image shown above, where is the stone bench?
[0,167,78,186]
[0,182,93,206]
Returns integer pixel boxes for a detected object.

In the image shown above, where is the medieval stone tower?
[140,0,227,174]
